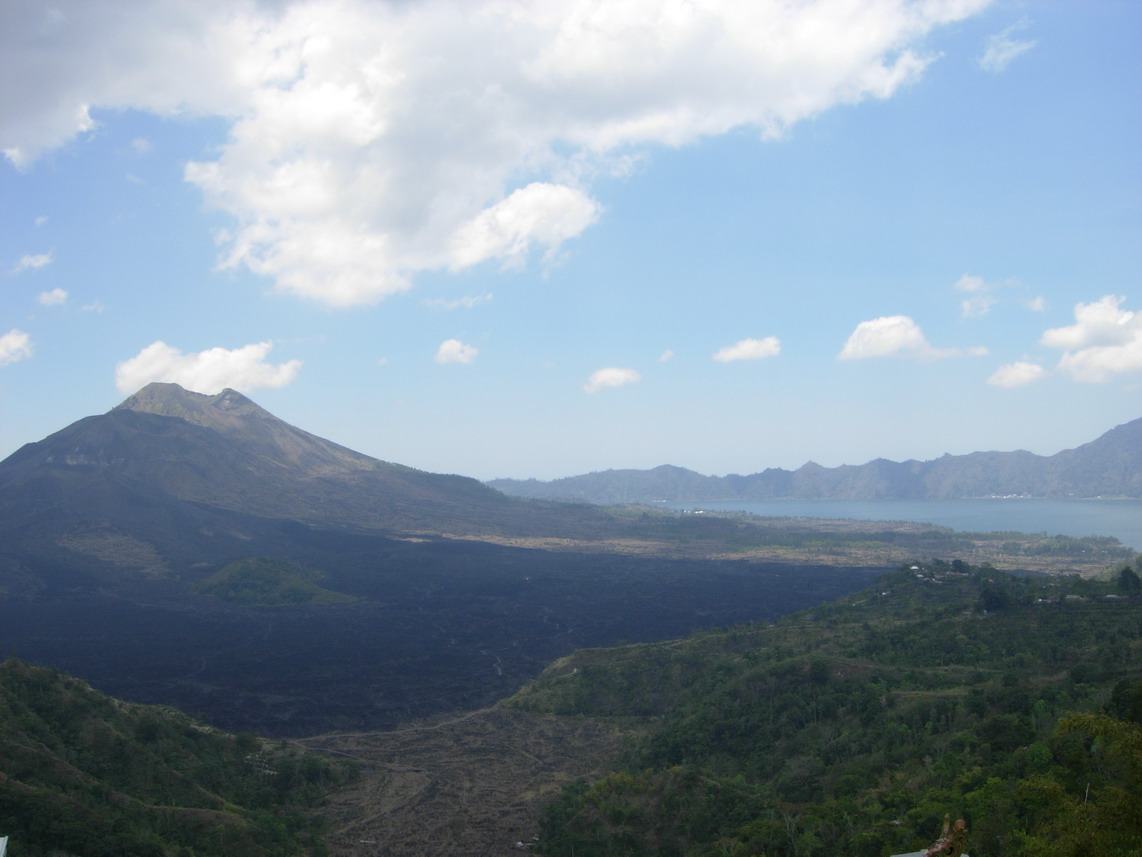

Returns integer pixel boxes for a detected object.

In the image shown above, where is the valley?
[1,384,1138,856]
[296,707,631,857]
[295,560,1142,857]
[0,532,883,735]
[3,384,1127,737]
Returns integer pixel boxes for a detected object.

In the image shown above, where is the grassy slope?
[508,561,1142,857]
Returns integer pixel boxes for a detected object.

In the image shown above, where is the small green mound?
[194,557,356,606]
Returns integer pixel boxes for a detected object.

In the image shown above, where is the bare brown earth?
[296,707,634,857]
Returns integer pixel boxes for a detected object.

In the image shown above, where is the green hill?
[508,561,1142,857]
[193,557,356,606]
[0,659,356,857]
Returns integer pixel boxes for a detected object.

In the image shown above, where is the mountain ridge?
[487,416,1142,503]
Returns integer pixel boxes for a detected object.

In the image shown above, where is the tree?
[1116,566,1140,593]
[1012,714,1142,857]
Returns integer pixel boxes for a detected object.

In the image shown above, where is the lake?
[664,498,1142,552]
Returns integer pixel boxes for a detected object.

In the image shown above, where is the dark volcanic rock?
[0,383,882,735]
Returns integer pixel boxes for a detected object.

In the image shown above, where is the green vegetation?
[0,659,357,856]
[509,561,1142,857]
[193,557,356,606]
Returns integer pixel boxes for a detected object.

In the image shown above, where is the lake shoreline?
[661,497,1142,553]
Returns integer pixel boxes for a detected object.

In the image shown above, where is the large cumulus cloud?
[3,0,992,306]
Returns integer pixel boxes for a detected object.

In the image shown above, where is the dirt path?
[299,707,634,857]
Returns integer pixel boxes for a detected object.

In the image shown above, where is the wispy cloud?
[980,22,1036,73]
[838,315,987,361]
[584,367,640,394]
[0,329,33,365]
[11,252,52,273]
[423,293,493,311]
[954,273,998,318]
[114,341,302,395]
[712,337,781,362]
[434,339,479,365]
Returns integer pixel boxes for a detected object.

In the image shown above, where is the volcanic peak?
[114,382,274,430]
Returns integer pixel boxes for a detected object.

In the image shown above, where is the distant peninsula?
[487,417,1142,504]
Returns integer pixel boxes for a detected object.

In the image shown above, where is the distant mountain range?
[487,417,1142,503]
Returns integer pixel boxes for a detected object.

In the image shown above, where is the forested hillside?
[509,561,1142,857]
[0,660,356,857]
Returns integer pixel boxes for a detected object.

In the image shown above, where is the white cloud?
[1040,295,1136,350]
[38,287,68,306]
[2,0,991,305]
[11,252,52,273]
[838,315,987,360]
[1025,295,1046,313]
[658,349,675,362]
[434,338,479,364]
[712,336,781,362]
[34,215,48,227]
[839,316,929,359]
[130,137,153,155]
[1040,295,1142,383]
[584,367,641,393]
[450,183,602,271]
[423,293,493,310]
[114,340,302,395]
[960,295,997,318]
[980,22,1035,73]
[0,1,255,168]
[0,329,33,365]
[987,361,1045,388]
[82,300,106,313]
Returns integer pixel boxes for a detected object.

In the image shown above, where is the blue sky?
[2,0,1139,481]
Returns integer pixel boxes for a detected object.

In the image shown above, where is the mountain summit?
[0,382,525,546]
[114,382,387,477]
[117,382,272,422]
